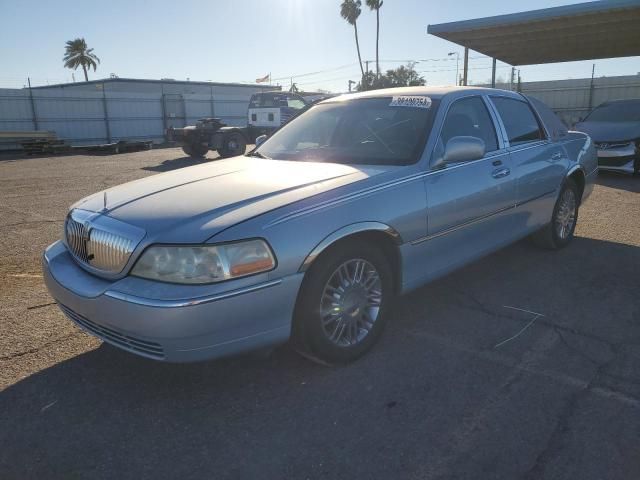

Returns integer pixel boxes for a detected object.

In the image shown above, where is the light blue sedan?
[43,87,598,364]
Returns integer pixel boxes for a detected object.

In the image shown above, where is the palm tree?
[63,38,100,82]
[340,0,365,85]
[366,0,383,79]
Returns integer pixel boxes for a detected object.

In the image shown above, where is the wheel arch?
[219,127,249,142]
[299,222,403,292]
[566,165,586,204]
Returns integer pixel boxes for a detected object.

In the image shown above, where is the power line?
[270,55,494,83]
[270,63,358,82]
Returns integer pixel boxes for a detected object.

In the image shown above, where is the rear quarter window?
[492,96,545,146]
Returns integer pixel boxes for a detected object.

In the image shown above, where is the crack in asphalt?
[26,302,57,310]
[521,343,622,480]
[0,332,82,361]
[426,288,640,479]
[0,220,62,229]
[553,327,602,365]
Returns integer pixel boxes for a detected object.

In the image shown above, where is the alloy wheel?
[555,188,576,239]
[319,259,382,347]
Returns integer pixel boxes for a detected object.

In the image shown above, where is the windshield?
[249,92,307,110]
[252,97,438,165]
[585,101,640,123]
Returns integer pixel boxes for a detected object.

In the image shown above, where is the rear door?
[489,95,567,232]
[420,95,518,278]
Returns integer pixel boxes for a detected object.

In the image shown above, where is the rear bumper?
[43,241,304,362]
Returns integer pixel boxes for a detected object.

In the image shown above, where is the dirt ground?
[1,148,639,479]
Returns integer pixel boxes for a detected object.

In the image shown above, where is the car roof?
[599,98,640,106]
[323,85,523,103]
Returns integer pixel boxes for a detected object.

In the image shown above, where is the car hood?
[72,156,389,242]
[574,121,640,143]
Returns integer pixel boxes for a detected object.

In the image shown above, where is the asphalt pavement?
[0,148,638,479]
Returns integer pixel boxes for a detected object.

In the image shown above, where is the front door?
[418,96,518,282]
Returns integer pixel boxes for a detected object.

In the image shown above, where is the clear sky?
[1,0,638,91]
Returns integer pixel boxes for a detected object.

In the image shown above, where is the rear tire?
[218,133,247,158]
[182,142,208,158]
[292,241,394,365]
[531,178,579,249]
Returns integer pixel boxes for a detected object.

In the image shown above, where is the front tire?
[293,241,394,365]
[531,178,579,249]
[182,142,208,158]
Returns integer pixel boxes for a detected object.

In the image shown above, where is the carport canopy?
[427,0,640,85]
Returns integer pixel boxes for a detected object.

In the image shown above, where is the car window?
[249,93,283,108]
[527,95,567,141]
[440,96,498,152]
[492,97,545,146]
[287,98,306,110]
[255,97,439,166]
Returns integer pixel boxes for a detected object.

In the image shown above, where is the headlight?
[131,239,276,284]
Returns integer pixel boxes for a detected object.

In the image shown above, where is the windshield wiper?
[246,151,271,159]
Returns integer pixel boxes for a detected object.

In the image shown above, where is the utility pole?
[517,70,521,92]
[510,67,516,91]
[491,58,497,88]
[588,63,596,111]
[101,82,111,143]
[27,77,38,130]
[462,47,469,86]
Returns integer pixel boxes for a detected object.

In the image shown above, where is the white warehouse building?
[0,78,279,147]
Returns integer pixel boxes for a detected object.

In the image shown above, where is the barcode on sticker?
[389,96,432,108]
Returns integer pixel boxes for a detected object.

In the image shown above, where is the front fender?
[299,222,402,272]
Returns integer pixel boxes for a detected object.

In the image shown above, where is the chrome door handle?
[551,152,563,161]
[492,167,510,179]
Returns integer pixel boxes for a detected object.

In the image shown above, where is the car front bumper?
[596,143,637,173]
[43,241,304,362]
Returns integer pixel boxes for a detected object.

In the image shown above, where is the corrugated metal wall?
[0,80,277,150]
[493,75,640,126]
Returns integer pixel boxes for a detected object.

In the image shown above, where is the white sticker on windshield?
[389,96,432,109]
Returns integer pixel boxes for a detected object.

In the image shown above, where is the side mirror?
[433,136,485,168]
[255,134,268,147]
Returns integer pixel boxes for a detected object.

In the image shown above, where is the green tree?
[63,38,100,82]
[357,63,426,91]
[340,0,365,85]
[365,0,383,78]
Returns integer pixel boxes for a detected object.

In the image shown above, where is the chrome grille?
[59,303,165,359]
[65,214,90,262]
[65,213,135,274]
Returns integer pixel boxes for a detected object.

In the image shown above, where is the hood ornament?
[102,191,108,212]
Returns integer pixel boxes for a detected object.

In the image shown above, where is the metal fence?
[3,75,640,150]
[492,74,640,126]
[0,86,260,150]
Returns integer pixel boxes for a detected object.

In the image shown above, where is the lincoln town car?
[43,87,598,364]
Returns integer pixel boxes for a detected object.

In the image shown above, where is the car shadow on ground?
[1,237,639,479]
[596,170,639,193]
[142,155,223,172]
